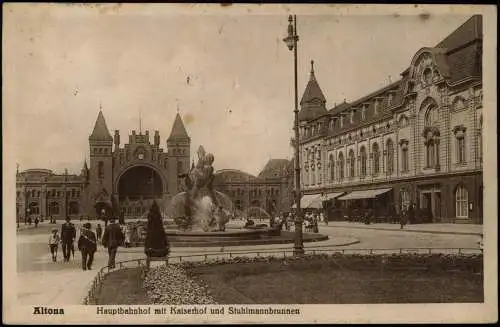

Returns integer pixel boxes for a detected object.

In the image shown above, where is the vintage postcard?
[3,3,497,324]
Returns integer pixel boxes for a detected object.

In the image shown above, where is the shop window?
[455,185,469,218]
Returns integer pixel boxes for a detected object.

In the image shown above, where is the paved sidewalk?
[322,221,483,236]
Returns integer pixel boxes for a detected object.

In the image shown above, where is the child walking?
[48,228,61,262]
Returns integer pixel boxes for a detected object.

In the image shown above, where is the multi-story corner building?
[213,159,293,217]
[16,111,191,220]
[297,15,483,224]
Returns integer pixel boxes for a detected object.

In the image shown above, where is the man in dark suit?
[102,217,124,269]
[78,223,97,270]
[60,217,76,262]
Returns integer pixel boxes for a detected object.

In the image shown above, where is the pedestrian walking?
[400,206,408,229]
[102,217,125,269]
[96,224,103,243]
[48,228,61,262]
[34,216,39,228]
[60,217,76,262]
[78,223,97,270]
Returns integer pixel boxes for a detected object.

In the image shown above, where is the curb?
[323,224,482,236]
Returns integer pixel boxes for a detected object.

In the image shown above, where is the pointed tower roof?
[83,159,89,171]
[298,60,328,122]
[168,113,190,141]
[300,60,326,106]
[89,111,112,141]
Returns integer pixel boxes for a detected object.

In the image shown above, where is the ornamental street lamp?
[283,14,304,256]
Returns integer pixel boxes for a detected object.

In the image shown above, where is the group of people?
[48,216,129,270]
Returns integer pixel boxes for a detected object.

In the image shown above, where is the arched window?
[372,143,380,175]
[69,201,79,215]
[401,140,409,172]
[348,150,355,178]
[338,152,344,180]
[48,202,60,215]
[455,185,469,218]
[28,202,39,215]
[386,139,394,174]
[360,146,367,177]
[425,105,439,126]
[98,161,104,179]
[329,154,335,181]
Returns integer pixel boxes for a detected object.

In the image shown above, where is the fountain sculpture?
[168,145,233,232]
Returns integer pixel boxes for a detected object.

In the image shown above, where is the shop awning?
[292,194,323,209]
[337,188,392,200]
[325,192,344,200]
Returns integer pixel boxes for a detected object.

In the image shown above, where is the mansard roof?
[257,159,292,179]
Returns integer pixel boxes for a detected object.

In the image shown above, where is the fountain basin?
[129,229,328,248]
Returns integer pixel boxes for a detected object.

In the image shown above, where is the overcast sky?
[4,4,473,176]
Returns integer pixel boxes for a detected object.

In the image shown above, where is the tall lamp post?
[283,14,304,256]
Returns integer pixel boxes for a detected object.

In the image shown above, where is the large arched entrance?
[117,165,164,219]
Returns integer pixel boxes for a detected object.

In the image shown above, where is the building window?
[455,185,469,218]
[388,93,394,106]
[372,143,380,175]
[478,116,483,162]
[374,100,379,116]
[338,152,344,180]
[457,137,466,163]
[71,189,76,197]
[401,141,409,172]
[98,161,104,179]
[399,115,409,127]
[425,105,439,127]
[329,154,335,181]
[361,106,366,120]
[69,202,79,215]
[340,115,344,128]
[350,110,354,124]
[360,146,367,177]
[400,189,410,211]
[28,202,39,215]
[426,140,435,167]
[48,202,60,215]
[348,150,355,178]
[386,139,394,174]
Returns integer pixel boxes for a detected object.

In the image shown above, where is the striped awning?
[337,188,392,200]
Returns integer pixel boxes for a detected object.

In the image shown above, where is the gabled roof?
[89,111,112,141]
[257,159,292,179]
[168,113,190,141]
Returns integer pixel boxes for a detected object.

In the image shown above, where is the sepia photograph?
[3,3,497,324]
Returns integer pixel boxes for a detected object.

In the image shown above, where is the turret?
[114,130,120,149]
[154,131,160,147]
[298,60,328,122]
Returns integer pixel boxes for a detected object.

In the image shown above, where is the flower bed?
[143,265,217,304]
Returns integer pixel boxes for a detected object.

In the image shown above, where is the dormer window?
[388,93,394,106]
[374,100,380,116]
[350,110,355,124]
[361,106,367,120]
[340,115,344,128]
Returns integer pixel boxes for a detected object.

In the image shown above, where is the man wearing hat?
[102,217,124,269]
[78,223,97,270]
[60,217,76,262]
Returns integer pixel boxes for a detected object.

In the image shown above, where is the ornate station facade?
[16,112,191,220]
[298,15,483,223]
